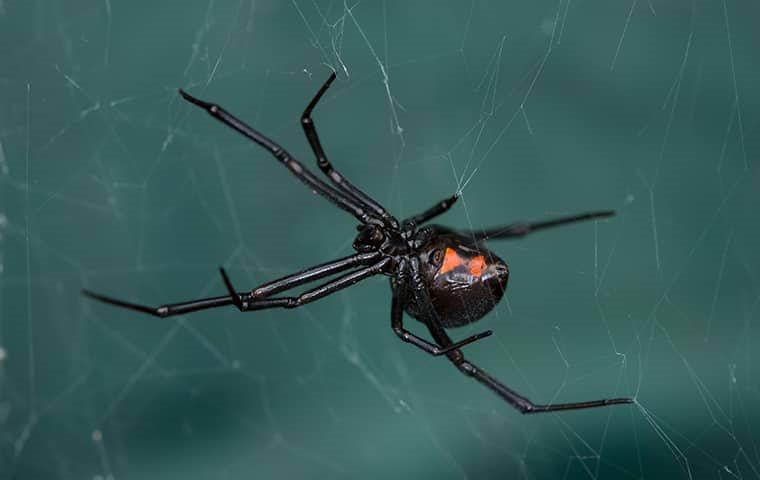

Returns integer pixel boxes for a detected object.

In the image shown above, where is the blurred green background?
[1,1,759,478]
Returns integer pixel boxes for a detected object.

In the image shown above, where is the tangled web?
[1,1,759,478]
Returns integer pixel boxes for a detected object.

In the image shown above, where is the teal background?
[2,1,759,478]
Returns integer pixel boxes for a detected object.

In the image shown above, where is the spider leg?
[390,259,492,355]
[82,253,382,318]
[82,289,238,318]
[301,73,398,229]
[218,258,390,311]
[402,194,459,230]
[429,319,632,413]
[406,257,632,413]
[453,359,633,413]
[251,251,380,298]
[178,89,380,225]
[466,211,614,241]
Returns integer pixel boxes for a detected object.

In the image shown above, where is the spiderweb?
[1,1,759,478]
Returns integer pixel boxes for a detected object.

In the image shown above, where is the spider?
[83,72,633,414]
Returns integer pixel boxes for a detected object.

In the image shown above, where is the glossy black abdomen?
[395,229,510,328]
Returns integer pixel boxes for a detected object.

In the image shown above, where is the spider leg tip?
[178,88,211,109]
[81,288,104,301]
[217,267,245,310]
[218,266,229,280]
[478,330,493,339]
[218,267,237,293]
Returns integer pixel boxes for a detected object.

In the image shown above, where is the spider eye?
[429,248,444,266]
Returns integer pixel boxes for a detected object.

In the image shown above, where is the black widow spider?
[83,73,633,414]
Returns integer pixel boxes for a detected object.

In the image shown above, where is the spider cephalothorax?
[83,72,632,414]
[352,223,407,256]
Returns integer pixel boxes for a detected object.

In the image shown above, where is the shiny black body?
[398,226,509,328]
[83,73,632,414]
